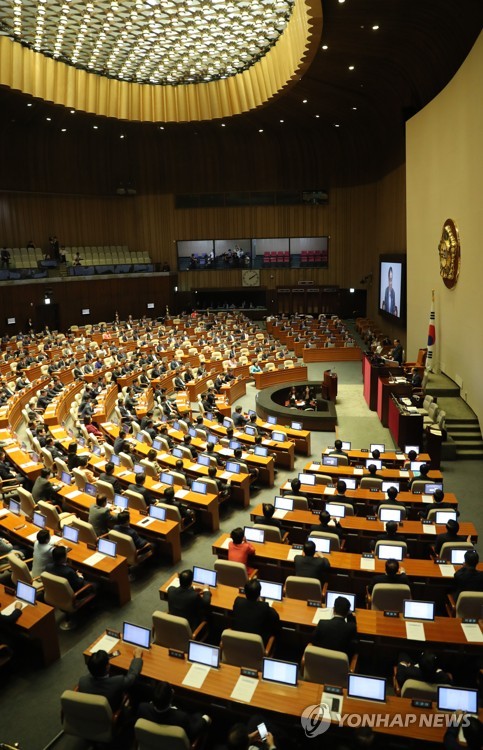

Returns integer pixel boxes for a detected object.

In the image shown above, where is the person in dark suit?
[98,462,123,494]
[369,520,404,552]
[113,430,130,455]
[434,519,466,555]
[254,503,282,529]
[395,650,452,690]
[329,439,349,459]
[79,647,144,710]
[312,596,357,657]
[232,406,248,428]
[294,540,331,585]
[137,681,210,741]
[167,569,211,630]
[452,549,483,595]
[113,511,152,551]
[232,579,280,644]
[128,473,154,507]
[444,717,483,750]
[418,489,458,519]
[390,338,403,364]
[409,462,431,488]
[45,545,93,595]
[310,509,344,541]
[368,558,410,594]
[32,468,59,503]
[382,267,396,314]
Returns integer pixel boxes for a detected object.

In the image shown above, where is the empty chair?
[214,560,254,587]
[377,504,407,521]
[40,447,54,470]
[7,552,43,590]
[72,468,87,490]
[252,523,285,544]
[285,576,322,601]
[423,401,440,427]
[374,540,408,559]
[55,457,70,477]
[61,690,121,745]
[103,442,114,462]
[139,459,158,478]
[401,680,440,700]
[417,395,434,416]
[439,541,474,562]
[41,571,96,629]
[446,591,483,619]
[119,452,134,470]
[38,500,76,530]
[220,629,273,671]
[124,490,148,512]
[108,529,153,570]
[16,487,36,518]
[283,495,309,511]
[359,477,383,490]
[314,474,333,486]
[310,530,342,552]
[369,583,411,612]
[302,645,357,688]
[95,479,115,501]
[135,720,192,750]
[410,479,430,493]
[71,518,98,546]
[152,611,207,652]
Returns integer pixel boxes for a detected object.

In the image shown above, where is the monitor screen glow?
[403,600,435,621]
[98,538,117,557]
[33,511,46,528]
[262,657,298,687]
[322,456,338,467]
[188,641,220,668]
[370,444,385,454]
[193,566,217,587]
[379,508,403,523]
[326,591,355,611]
[325,503,346,519]
[437,687,478,713]
[308,536,330,554]
[149,505,167,521]
[225,461,241,474]
[259,580,283,601]
[191,480,207,495]
[161,472,174,486]
[274,496,293,511]
[16,581,37,606]
[366,459,382,470]
[377,544,403,561]
[122,621,151,649]
[298,473,316,486]
[379,259,402,320]
[348,674,386,703]
[244,527,265,544]
[62,525,79,544]
[382,481,400,493]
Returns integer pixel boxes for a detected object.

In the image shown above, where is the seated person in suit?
[290,477,306,497]
[228,527,255,573]
[254,503,281,529]
[367,463,384,481]
[452,549,483,595]
[444,716,483,750]
[128,472,154,507]
[113,511,152,551]
[232,579,280,644]
[294,540,331,585]
[404,449,418,469]
[79,647,144,710]
[207,464,231,501]
[369,520,403,552]
[409,462,431,488]
[334,479,355,509]
[312,595,357,657]
[137,681,210,741]
[310,509,344,540]
[383,485,407,515]
[368,558,410,594]
[162,487,195,524]
[89,494,118,537]
[329,439,349,459]
[418,489,458,519]
[46,545,95,596]
[232,406,248,428]
[32,529,55,577]
[98,461,123,494]
[410,367,423,388]
[167,569,211,630]
[32,467,59,504]
[233,447,259,483]
[434,519,467,555]
[216,721,278,750]
[395,650,452,690]
[113,430,130,455]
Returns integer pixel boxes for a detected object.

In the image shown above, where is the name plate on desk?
[384,611,399,618]
[169,648,185,660]
[240,668,258,678]
[366,516,377,521]
[325,685,343,695]
[307,600,321,608]
[106,629,121,639]
[411,699,432,708]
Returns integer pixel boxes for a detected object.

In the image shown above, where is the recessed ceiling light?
[46,117,51,121]
[27,103,33,107]
[70,110,75,114]
[279,119,284,123]
[338,0,345,3]
[93,125,98,129]
[120,134,125,138]
[348,65,355,70]
[61,128,66,132]
[322,45,328,50]
[315,114,320,118]
[372,25,379,30]
[302,99,308,103]
[334,123,340,127]
[221,123,226,127]
[352,106,357,110]
[159,126,164,130]
[258,128,264,133]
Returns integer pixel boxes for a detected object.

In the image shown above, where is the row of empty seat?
[64,246,151,265]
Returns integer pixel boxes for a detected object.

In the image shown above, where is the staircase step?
[447,430,482,438]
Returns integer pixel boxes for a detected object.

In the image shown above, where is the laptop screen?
[9,499,20,515]
[207,434,218,445]
[344,478,357,490]
[152,439,162,451]
[326,591,355,611]
[149,505,167,521]
[325,503,346,519]
[136,432,144,442]
[62,525,79,544]
[291,422,303,431]
[84,482,97,497]
[172,447,184,459]
[435,511,457,525]
[229,441,241,451]
[341,441,351,450]
[33,511,46,528]
[92,445,102,456]
[370,444,385,454]
[379,508,402,523]
[245,426,256,436]
[61,471,72,485]
[348,674,386,703]
[308,536,331,554]
[173,421,181,431]
[98,538,117,558]
[403,600,435,621]
[30,450,40,463]
[322,456,338,467]
[161,472,174,486]
[267,415,277,425]
[405,445,420,455]
[188,641,220,668]
[437,687,478,713]
[377,544,403,561]
[226,461,241,474]
[262,657,298,687]
[271,431,286,442]
[450,549,468,565]
[223,418,232,429]
[122,621,151,649]
[299,473,316,486]
[425,483,443,494]
[205,412,213,422]
[197,454,211,467]
[193,566,217,587]
[259,580,283,601]
[254,446,268,457]
[191,480,207,495]
[188,428,197,438]
[16,580,36,606]
[410,461,425,471]
[244,526,265,544]
[133,464,144,474]
[114,494,128,509]
[382,481,400,493]
[111,454,121,466]
[366,459,382,470]
[272,498,293,515]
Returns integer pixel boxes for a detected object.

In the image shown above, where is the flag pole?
[426,290,436,373]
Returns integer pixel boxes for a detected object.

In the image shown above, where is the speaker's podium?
[321,369,338,401]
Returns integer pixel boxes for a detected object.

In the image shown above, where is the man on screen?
[382,266,397,315]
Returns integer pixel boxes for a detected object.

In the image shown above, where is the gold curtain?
[0,0,322,122]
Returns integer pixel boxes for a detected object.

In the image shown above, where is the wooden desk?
[220,378,247,405]
[4,444,44,481]
[331,449,431,467]
[377,377,412,427]
[84,634,480,744]
[388,396,424,451]
[204,420,295,470]
[303,347,362,363]
[253,366,308,390]
[0,509,131,606]
[215,446,275,488]
[257,419,311,455]
[303,461,443,488]
[0,585,60,666]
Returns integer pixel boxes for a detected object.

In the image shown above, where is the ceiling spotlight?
[46,117,51,121]
[315,114,320,118]
[352,106,357,110]
[27,103,33,107]
[322,44,328,50]
[348,65,355,70]
[120,134,125,138]
[334,123,340,127]
[61,128,66,132]
[279,119,284,123]
[372,25,379,30]
[258,128,264,133]
[93,125,98,129]
[302,99,308,103]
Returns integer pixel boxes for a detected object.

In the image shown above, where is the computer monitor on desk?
[348,674,386,703]
[188,641,220,668]
[262,657,298,687]
[122,621,151,649]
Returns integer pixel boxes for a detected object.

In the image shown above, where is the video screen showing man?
[380,262,401,318]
